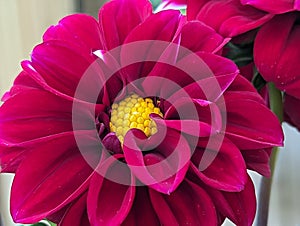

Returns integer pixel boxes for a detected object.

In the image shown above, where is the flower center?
[110,93,163,143]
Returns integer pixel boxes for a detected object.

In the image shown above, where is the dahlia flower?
[0,0,283,225]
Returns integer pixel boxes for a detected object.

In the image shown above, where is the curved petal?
[10,131,100,223]
[187,0,273,37]
[99,0,152,50]
[242,148,271,177]
[180,20,228,54]
[123,128,190,194]
[1,71,42,102]
[87,155,135,226]
[122,187,159,226]
[284,94,300,131]
[241,0,299,14]
[43,14,103,51]
[155,99,222,137]
[191,136,247,192]
[0,90,97,143]
[219,95,284,149]
[59,193,90,226]
[200,175,256,226]
[28,40,105,101]
[142,52,238,103]
[121,10,183,82]
[149,179,217,225]
[254,13,300,99]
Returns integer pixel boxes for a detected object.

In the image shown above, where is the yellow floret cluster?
[110,93,163,144]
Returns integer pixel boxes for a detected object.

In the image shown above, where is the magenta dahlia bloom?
[241,0,300,14]
[185,0,273,37]
[0,0,283,225]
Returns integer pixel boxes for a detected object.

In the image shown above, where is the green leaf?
[20,220,56,226]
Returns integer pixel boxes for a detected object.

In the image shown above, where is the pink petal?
[142,52,238,102]
[11,131,99,223]
[43,14,103,51]
[219,94,284,149]
[242,148,271,177]
[99,0,152,50]
[149,179,217,225]
[0,132,87,173]
[155,100,222,137]
[122,187,159,226]
[201,175,256,226]
[187,0,273,37]
[1,71,42,102]
[284,94,300,131]
[59,193,90,226]
[191,136,247,192]
[121,10,183,82]
[180,21,227,54]
[255,13,300,98]
[241,0,298,14]
[0,90,97,143]
[123,128,190,194]
[87,155,135,225]
[29,40,104,101]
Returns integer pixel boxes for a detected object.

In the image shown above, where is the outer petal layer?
[150,179,217,225]
[87,155,135,226]
[10,132,99,223]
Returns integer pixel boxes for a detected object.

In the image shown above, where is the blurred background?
[0,0,299,225]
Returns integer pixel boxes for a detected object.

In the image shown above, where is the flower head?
[0,0,283,225]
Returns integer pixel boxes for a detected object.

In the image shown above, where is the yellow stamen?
[110,93,163,143]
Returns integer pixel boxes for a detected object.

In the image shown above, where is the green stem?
[256,83,283,226]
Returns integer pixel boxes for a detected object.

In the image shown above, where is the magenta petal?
[29,40,103,99]
[122,187,159,226]
[59,193,90,226]
[242,148,271,177]
[163,98,222,136]
[284,94,300,131]
[180,21,227,53]
[99,0,152,50]
[87,155,135,225]
[188,0,272,37]
[255,13,300,98]
[150,179,217,225]
[143,52,238,104]
[0,90,98,143]
[43,14,103,51]
[121,10,183,82]
[0,90,72,143]
[220,176,256,226]
[202,175,256,226]
[153,113,219,137]
[219,95,284,149]
[10,131,98,223]
[0,132,87,173]
[191,136,247,192]
[1,71,42,101]
[123,129,190,194]
[241,0,298,14]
